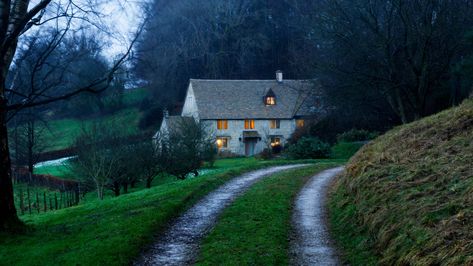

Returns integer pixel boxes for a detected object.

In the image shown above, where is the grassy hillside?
[329,99,473,265]
[39,88,147,153]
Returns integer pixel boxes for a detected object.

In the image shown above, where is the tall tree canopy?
[311,0,473,124]
[134,0,319,104]
[135,0,473,132]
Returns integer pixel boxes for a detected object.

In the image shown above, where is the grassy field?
[196,162,341,265]
[34,163,74,179]
[330,141,365,159]
[0,158,332,265]
[36,88,147,153]
[329,98,473,265]
[41,108,142,152]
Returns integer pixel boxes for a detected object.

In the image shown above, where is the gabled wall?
[181,83,199,120]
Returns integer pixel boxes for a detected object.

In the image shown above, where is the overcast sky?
[24,0,145,59]
[99,0,144,58]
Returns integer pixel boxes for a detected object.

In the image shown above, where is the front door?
[245,139,257,156]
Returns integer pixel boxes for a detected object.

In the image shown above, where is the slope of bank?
[330,99,473,265]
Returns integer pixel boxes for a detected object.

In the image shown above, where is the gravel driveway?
[291,166,345,266]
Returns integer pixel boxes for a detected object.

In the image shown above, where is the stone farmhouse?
[156,71,324,156]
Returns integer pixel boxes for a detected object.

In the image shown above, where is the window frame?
[244,119,255,129]
[217,119,228,130]
[216,137,228,149]
[270,137,281,147]
[269,119,280,129]
[296,119,305,128]
[265,96,276,105]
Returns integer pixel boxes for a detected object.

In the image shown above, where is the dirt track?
[291,166,345,266]
[136,164,307,266]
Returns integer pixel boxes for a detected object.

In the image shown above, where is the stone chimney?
[276,70,283,83]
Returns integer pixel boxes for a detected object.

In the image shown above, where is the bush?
[336,129,378,143]
[286,137,331,159]
[256,148,273,160]
[138,104,163,130]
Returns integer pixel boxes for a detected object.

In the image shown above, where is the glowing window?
[270,137,281,147]
[244,119,255,129]
[217,120,228,130]
[265,96,276,105]
[296,119,304,128]
[216,137,228,149]
[269,119,280,129]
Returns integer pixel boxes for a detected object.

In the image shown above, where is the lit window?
[269,119,280,129]
[265,96,276,105]
[264,88,276,106]
[244,119,255,129]
[217,120,228,130]
[270,137,281,147]
[216,137,228,149]
[296,119,304,128]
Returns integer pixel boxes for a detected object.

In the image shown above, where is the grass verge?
[329,98,473,265]
[0,158,330,265]
[195,161,341,265]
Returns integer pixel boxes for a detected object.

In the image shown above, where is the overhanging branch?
[6,21,145,112]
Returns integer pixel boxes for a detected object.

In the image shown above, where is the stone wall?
[202,119,296,155]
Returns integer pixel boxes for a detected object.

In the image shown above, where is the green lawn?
[40,108,142,152]
[195,161,341,265]
[330,141,365,160]
[29,88,148,153]
[34,163,74,179]
[1,158,330,266]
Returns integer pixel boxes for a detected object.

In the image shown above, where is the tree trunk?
[0,98,21,230]
[146,177,153,188]
[123,183,128,194]
[113,182,120,196]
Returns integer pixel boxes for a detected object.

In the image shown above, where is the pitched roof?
[189,79,323,120]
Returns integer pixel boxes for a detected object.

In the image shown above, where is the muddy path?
[290,166,345,266]
[136,164,307,266]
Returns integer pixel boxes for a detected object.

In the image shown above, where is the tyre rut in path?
[136,164,307,266]
[290,166,345,266]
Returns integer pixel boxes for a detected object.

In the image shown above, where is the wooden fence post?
[43,192,47,212]
[36,192,40,213]
[27,187,31,215]
[60,192,63,209]
[19,189,24,215]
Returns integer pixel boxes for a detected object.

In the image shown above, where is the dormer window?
[264,88,276,106]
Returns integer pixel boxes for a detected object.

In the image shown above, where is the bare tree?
[160,118,216,180]
[0,0,143,230]
[312,0,473,123]
[71,123,125,200]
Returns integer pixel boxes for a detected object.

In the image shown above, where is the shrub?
[336,129,378,143]
[286,137,331,159]
[138,104,163,130]
[256,148,273,160]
